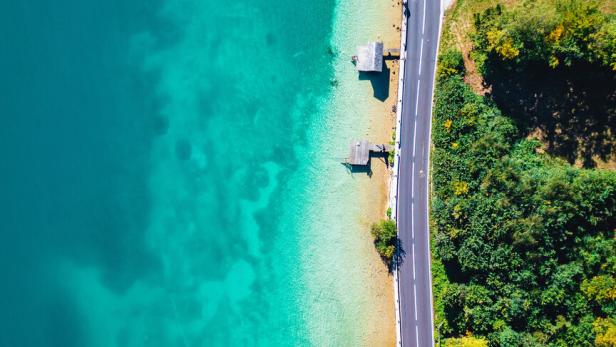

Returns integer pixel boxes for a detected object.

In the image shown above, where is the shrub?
[438,49,465,77]
[444,335,488,347]
[371,219,397,266]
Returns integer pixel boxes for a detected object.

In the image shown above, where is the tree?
[444,334,488,347]
[432,62,616,346]
[594,318,616,347]
[582,275,616,315]
[370,219,397,266]
[433,2,616,345]
[498,327,543,347]
[438,50,465,77]
[472,0,616,70]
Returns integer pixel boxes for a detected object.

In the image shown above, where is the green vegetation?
[471,0,616,72]
[432,1,616,345]
[371,219,397,268]
[433,75,616,347]
[444,335,489,347]
[594,317,616,346]
[438,49,465,78]
[470,0,616,167]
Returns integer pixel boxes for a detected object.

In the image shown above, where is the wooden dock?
[384,48,400,58]
[345,140,393,166]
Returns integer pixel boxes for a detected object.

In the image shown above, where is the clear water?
[0,0,395,346]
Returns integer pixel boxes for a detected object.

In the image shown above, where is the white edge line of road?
[425,0,446,345]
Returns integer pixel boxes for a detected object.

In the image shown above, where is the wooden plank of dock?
[348,140,370,165]
[369,143,393,152]
[346,140,393,166]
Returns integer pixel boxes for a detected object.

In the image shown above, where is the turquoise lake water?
[0,0,340,346]
[0,0,400,345]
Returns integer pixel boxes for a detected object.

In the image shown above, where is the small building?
[354,42,384,72]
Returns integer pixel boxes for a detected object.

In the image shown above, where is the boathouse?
[354,42,384,72]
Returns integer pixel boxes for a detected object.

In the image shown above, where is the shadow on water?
[342,162,373,177]
[342,153,392,177]
[359,63,390,102]
[483,59,616,167]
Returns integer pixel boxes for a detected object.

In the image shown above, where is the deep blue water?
[0,1,336,345]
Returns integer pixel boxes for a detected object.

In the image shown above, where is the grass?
[441,0,517,93]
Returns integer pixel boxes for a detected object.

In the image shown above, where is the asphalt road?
[396,0,441,346]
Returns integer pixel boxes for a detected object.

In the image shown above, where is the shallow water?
[0,0,395,346]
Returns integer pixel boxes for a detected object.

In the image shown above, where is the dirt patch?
[442,0,517,94]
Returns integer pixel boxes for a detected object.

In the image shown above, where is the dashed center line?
[415,326,420,347]
[412,244,416,280]
[422,0,426,34]
[414,80,420,116]
[413,284,418,321]
[418,40,424,73]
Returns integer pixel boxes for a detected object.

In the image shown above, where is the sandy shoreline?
[297,0,404,343]
[355,0,402,345]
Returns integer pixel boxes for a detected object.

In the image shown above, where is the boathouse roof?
[356,42,384,72]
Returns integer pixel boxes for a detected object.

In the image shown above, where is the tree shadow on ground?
[359,63,390,102]
[390,237,406,273]
[482,59,616,168]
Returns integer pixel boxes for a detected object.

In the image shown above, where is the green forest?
[432,0,616,346]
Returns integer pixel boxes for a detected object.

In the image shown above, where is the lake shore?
[336,0,402,344]
[290,0,403,344]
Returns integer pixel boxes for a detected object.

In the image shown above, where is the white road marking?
[422,0,427,35]
[414,80,420,116]
[413,284,418,320]
[412,121,417,156]
[412,243,416,280]
[411,167,415,240]
[418,40,424,73]
[415,326,420,347]
[401,1,442,345]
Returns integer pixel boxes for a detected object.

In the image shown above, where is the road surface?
[396,0,441,346]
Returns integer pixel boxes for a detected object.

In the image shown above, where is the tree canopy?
[433,71,616,346]
[371,219,398,268]
[471,0,616,71]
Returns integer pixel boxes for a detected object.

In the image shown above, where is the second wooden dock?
[345,140,393,166]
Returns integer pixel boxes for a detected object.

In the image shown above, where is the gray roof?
[356,42,383,72]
